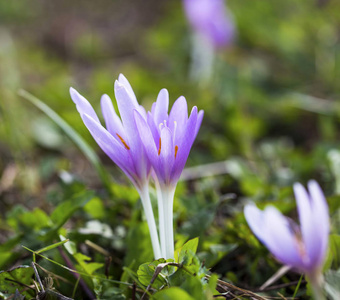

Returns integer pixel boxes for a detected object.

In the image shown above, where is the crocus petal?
[154,89,169,127]
[168,96,188,132]
[263,206,304,269]
[118,73,138,106]
[70,88,100,123]
[294,182,318,269]
[114,81,143,154]
[100,94,126,141]
[81,114,137,185]
[244,204,266,241]
[147,112,161,146]
[134,110,159,167]
[171,106,197,183]
[308,180,329,266]
[160,126,174,184]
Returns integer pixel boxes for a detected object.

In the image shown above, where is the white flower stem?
[159,185,176,260]
[138,184,162,260]
[307,272,325,300]
[155,179,166,258]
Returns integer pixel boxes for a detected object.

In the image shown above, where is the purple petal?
[134,110,159,168]
[171,106,197,183]
[183,0,234,48]
[154,89,169,127]
[168,96,188,133]
[263,206,304,269]
[114,80,141,150]
[70,88,100,123]
[147,112,160,146]
[118,73,138,106]
[307,180,329,267]
[244,204,266,241]
[82,114,137,185]
[159,126,174,184]
[294,183,318,267]
[100,94,126,141]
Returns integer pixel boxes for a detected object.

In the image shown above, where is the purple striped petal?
[114,80,142,153]
[100,94,126,142]
[70,88,100,123]
[154,89,169,127]
[134,110,159,167]
[118,73,138,106]
[82,113,137,185]
[171,106,197,183]
[168,96,188,133]
[147,112,160,146]
[159,126,174,183]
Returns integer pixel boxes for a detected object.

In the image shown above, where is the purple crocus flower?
[244,180,329,297]
[134,90,203,259]
[183,0,235,48]
[70,74,161,259]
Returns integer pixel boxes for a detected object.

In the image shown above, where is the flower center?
[157,137,178,158]
[116,133,130,150]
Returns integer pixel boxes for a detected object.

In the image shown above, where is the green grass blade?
[35,239,70,254]
[292,274,304,298]
[18,89,111,192]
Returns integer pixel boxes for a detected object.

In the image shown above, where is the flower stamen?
[175,145,178,158]
[158,138,162,155]
[116,133,130,150]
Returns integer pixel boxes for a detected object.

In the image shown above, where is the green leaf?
[152,287,195,300]
[84,197,106,219]
[175,237,199,264]
[18,89,111,191]
[124,221,154,268]
[50,191,94,228]
[20,208,52,230]
[0,265,34,298]
[206,274,219,297]
[324,234,340,271]
[137,259,168,289]
[74,253,104,275]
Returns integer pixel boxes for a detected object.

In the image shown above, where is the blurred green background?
[1,0,340,299]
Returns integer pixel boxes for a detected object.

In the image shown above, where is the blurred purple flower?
[70,74,162,259]
[244,180,329,278]
[134,90,203,259]
[183,0,235,48]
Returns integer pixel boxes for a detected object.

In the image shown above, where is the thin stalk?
[307,272,325,300]
[154,178,166,258]
[138,185,162,259]
[160,186,176,260]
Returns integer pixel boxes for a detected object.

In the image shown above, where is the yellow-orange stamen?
[116,133,130,150]
[158,138,162,155]
[174,145,178,158]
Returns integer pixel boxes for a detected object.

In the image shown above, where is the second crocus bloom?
[134,90,204,259]
[244,181,329,299]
